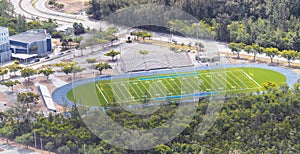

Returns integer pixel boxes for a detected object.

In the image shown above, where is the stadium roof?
[9,29,51,43]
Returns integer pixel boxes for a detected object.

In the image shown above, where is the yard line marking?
[111,82,134,102]
[130,82,145,99]
[155,80,168,96]
[129,84,141,100]
[96,84,109,104]
[163,79,179,94]
[180,77,198,94]
[199,74,211,90]
[241,70,262,88]
[210,73,227,90]
[140,81,154,98]
[227,71,243,89]
[219,73,236,90]
[228,71,251,89]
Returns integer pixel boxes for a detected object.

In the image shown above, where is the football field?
[67,67,286,106]
[96,68,276,105]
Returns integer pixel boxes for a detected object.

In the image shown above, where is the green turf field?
[67,67,286,107]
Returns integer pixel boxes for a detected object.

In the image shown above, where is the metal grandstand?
[118,44,193,72]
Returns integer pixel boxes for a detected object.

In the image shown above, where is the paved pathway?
[50,76,68,88]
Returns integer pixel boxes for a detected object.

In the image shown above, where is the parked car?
[35,59,40,62]
[58,52,64,55]
[45,56,50,59]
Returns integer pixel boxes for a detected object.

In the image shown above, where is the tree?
[104,50,120,61]
[45,142,54,153]
[17,92,40,106]
[39,67,55,80]
[280,50,298,67]
[154,144,172,154]
[73,22,85,35]
[229,42,245,58]
[21,68,37,84]
[0,125,14,143]
[131,30,152,41]
[244,43,261,61]
[56,62,85,79]
[2,80,20,90]
[57,145,70,154]
[93,62,112,75]
[15,133,33,149]
[0,67,8,81]
[263,47,279,63]
[6,60,22,76]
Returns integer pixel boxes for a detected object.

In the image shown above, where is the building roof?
[11,53,37,59]
[9,29,51,43]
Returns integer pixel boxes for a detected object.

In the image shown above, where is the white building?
[0,27,11,64]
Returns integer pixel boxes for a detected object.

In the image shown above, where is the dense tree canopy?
[1,84,300,153]
[87,0,300,47]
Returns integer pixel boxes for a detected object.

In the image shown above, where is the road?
[12,0,300,67]
[10,0,103,29]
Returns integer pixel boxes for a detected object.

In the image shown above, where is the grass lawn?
[67,67,286,107]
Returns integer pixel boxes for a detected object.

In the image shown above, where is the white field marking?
[121,83,136,99]
[130,82,145,99]
[198,75,211,90]
[139,81,154,98]
[196,76,210,90]
[169,79,186,95]
[111,82,133,102]
[168,78,181,91]
[228,70,251,89]
[154,81,168,96]
[110,82,127,100]
[163,79,179,94]
[128,84,141,100]
[96,84,109,104]
[241,69,262,88]
[179,77,198,93]
[210,73,227,90]
[220,73,236,89]
[185,76,201,91]
[227,71,243,89]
